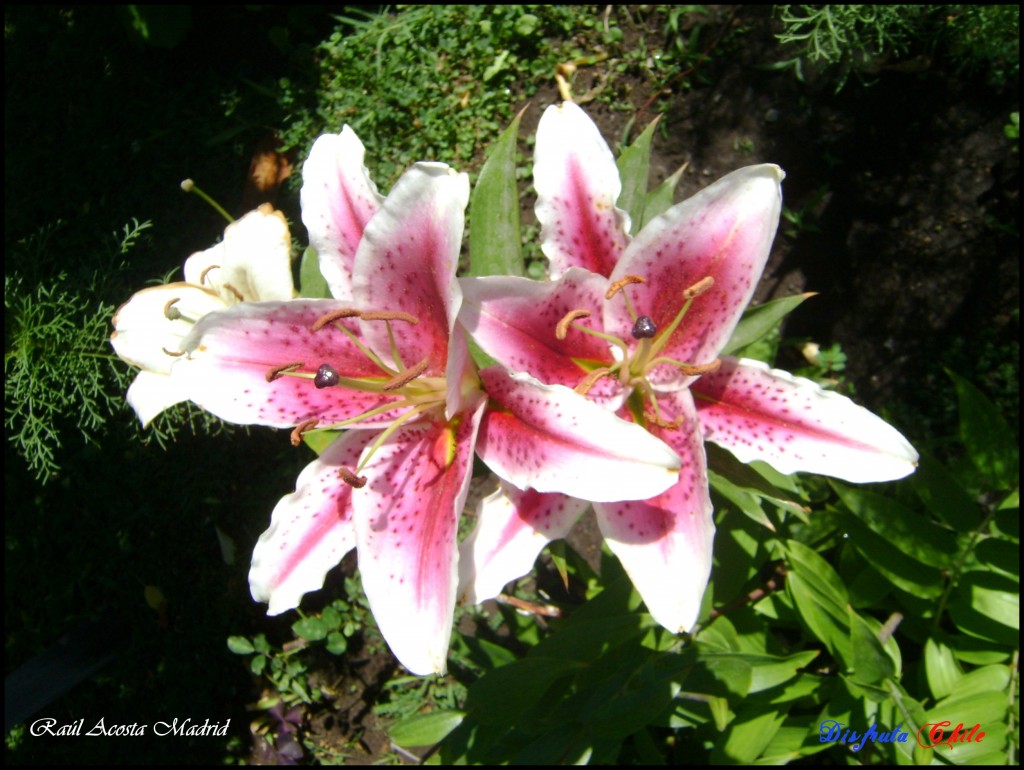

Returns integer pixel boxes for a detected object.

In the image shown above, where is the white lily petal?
[458,484,588,605]
[693,357,919,482]
[125,370,189,427]
[249,430,374,615]
[476,367,680,502]
[534,102,631,278]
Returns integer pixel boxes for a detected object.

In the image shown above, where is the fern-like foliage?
[4,218,230,483]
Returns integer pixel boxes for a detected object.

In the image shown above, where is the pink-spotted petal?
[606,165,784,388]
[353,400,485,674]
[534,102,631,278]
[249,430,375,615]
[595,389,714,632]
[458,268,615,389]
[184,204,294,303]
[475,367,680,503]
[176,299,404,428]
[692,357,919,482]
[458,483,587,605]
[300,128,384,300]
[353,162,469,376]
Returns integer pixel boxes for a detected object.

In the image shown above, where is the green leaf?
[784,540,852,666]
[325,631,348,655]
[299,246,330,298]
[466,657,585,725]
[470,107,525,277]
[848,609,895,684]
[390,710,465,748]
[615,116,660,234]
[722,293,815,357]
[924,637,963,700]
[948,571,1019,644]
[913,452,982,530]
[641,163,686,229]
[948,370,1020,489]
[303,428,342,456]
[713,706,787,764]
[839,511,945,597]
[291,616,328,641]
[227,635,255,655]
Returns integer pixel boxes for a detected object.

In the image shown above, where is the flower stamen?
[265,361,305,382]
[290,418,319,446]
[162,347,185,357]
[163,297,183,320]
[312,308,362,331]
[199,265,220,285]
[223,283,245,302]
[556,309,592,340]
[339,467,368,488]
[359,310,419,325]
[683,276,715,300]
[605,274,646,300]
[677,358,721,376]
[575,367,614,395]
[382,358,430,391]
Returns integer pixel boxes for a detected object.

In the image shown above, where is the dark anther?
[314,363,341,389]
[631,315,657,339]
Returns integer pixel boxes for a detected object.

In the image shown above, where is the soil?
[240,6,1024,764]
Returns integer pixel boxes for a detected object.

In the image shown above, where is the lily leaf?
[722,293,815,357]
[615,116,660,234]
[298,246,330,299]
[641,162,687,228]
[948,370,1019,489]
[470,106,526,277]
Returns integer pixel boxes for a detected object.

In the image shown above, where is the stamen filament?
[606,275,645,322]
[646,355,722,376]
[566,321,631,359]
[334,323,396,377]
[354,406,429,474]
[649,276,715,359]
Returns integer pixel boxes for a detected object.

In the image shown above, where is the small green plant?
[1005,111,1019,142]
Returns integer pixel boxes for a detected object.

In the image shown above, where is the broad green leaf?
[839,512,945,598]
[913,452,981,530]
[514,728,593,765]
[588,652,685,739]
[641,163,686,228]
[615,116,660,234]
[529,613,654,663]
[455,634,517,670]
[699,652,754,697]
[469,107,525,277]
[704,650,819,694]
[713,707,787,764]
[975,537,1019,581]
[832,481,958,569]
[948,571,1019,644]
[948,664,1012,699]
[784,540,851,665]
[755,721,834,764]
[709,470,774,530]
[390,710,465,748]
[948,370,1019,489]
[923,690,1008,731]
[466,657,585,725]
[924,637,963,700]
[299,246,330,298]
[849,608,895,684]
[722,293,815,357]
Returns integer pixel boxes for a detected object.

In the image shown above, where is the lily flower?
[168,147,681,673]
[458,102,919,633]
[110,204,294,426]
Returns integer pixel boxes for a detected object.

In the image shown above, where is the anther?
[678,358,722,376]
[312,308,362,331]
[382,358,430,391]
[631,315,657,339]
[683,276,715,300]
[575,367,614,396]
[556,309,592,340]
[339,467,367,489]
[163,297,183,320]
[314,363,340,389]
[605,275,646,300]
[199,265,220,285]
[644,411,684,430]
[359,310,419,325]
[162,347,185,357]
[265,361,305,382]
[223,283,245,302]
[290,418,319,447]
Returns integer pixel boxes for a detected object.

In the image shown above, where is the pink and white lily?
[458,102,919,633]
[167,134,681,673]
[110,204,294,426]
